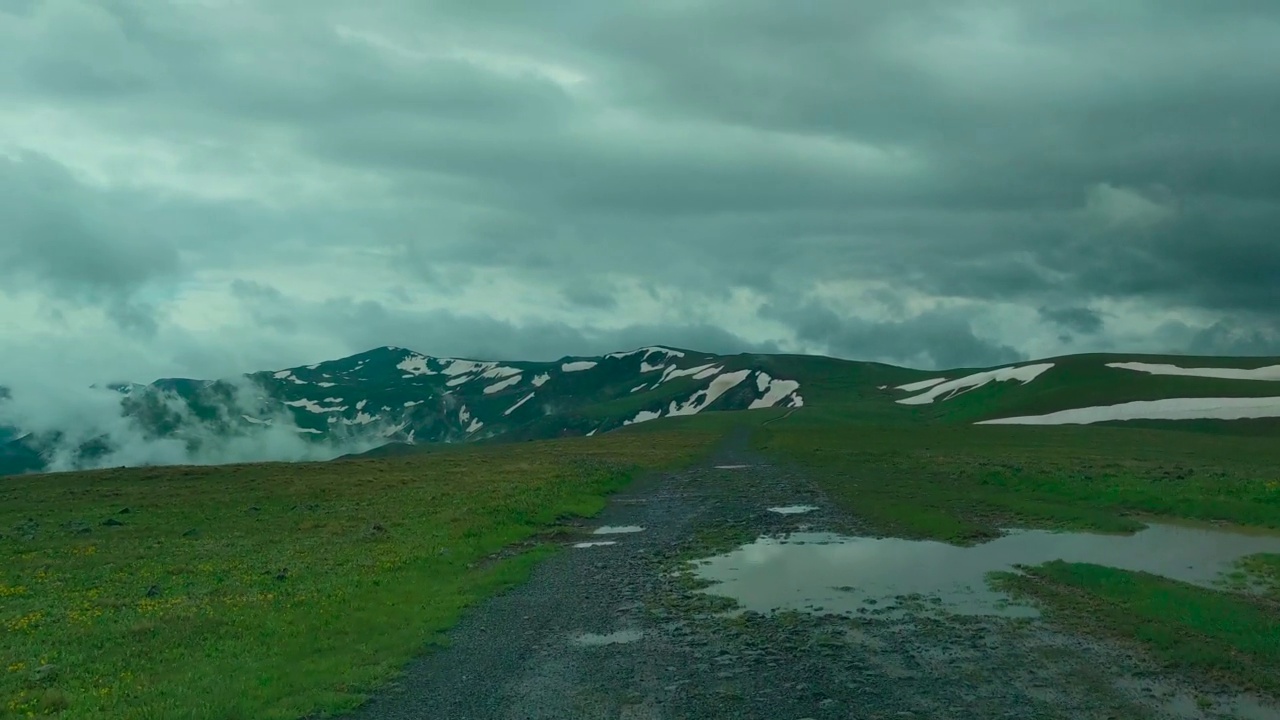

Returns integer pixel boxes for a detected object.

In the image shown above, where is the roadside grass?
[990,562,1280,697]
[0,430,719,720]
[754,411,1280,697]
[754,419,1280,543]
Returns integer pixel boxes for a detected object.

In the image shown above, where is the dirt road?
[343,435,1273,719]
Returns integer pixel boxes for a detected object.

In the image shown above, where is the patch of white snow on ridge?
[660,363,717,383]
[1106,362,1280,382]
[442,359,496,377]
[283,399,348,413]
[896,377,948,392]
[241,415,270,425]
[446,375,472,387]
[356,399,367,410]
[788,393,804,408]
[466,417,484,433]
[479,366,522,379]
[295,428,322,434]
[459,405,471,424]
[315,382,336,388]
[640,360,667,373]
[344,412,377,425]
[897,363,1055,405]
[483,375,523,394]
[669,369,752,417]
[273,370,292,379]
[505,392,535,415]
[562,360,598,372]
[605,346,686,360]
[624,409,663,426]
[532,373,550,387]
[397,354,438,376]
[404,400,423,407]
[630,383,649,393]
[586,428,597,436]
[750,372,801,409]
[976,396,1280,425]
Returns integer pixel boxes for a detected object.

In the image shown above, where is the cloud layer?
[3,0,1279,396]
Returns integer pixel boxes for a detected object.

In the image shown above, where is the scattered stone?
[102,518,125,527]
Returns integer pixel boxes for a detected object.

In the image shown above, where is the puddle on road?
[568,629,644,646]
[691,523,1280,618]
[768,505,819,515]
[593,525,644,535]
[573,541,617,548]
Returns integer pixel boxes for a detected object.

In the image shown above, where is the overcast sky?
[3,0,1279,386]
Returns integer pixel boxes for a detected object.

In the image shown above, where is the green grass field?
[0,431,717,720]
[5,379,1280,718]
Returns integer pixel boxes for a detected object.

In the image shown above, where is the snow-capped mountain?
[0,345,803,475]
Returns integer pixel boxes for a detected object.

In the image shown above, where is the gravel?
[342,432,1271,720]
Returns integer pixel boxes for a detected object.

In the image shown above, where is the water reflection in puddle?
[593,525,644,535]
[691,523,1280,618]
[569,629,644,646]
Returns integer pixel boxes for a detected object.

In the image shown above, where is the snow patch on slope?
[283,398,348,413]
[897,363,1055,405]
[623,409,663,426]
[397,354,438,377]
[977,396,1280,425]
[562,360,598,372]
[1107,362,1280,382]
[606,346,686,360]
[660,363,717,384]
[668,369,752,417]
[896,377,948,392]
[483,375,523,394]
[505,392,535,415]
[750,372,801,409]
[479,366,522,379]
[532,373,550,387]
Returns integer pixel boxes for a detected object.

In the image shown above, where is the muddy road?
[345,436,1278,720]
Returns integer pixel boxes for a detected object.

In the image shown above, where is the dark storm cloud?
[228,290,776,363]
[1037,307,1105,336]
[760,298,1024,370]
[3,0,1280,373]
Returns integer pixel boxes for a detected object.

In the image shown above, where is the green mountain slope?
[3,348,1278,475]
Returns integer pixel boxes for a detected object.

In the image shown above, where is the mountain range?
[2,345,1278,476]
